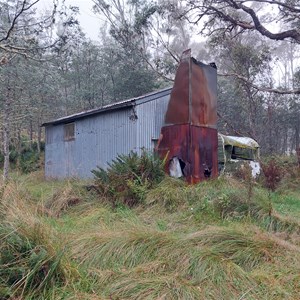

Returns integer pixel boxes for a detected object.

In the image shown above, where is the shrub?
[261,159,283,192]
[91,150,166,207]
[0,137,43,172]
[19,150,41,174]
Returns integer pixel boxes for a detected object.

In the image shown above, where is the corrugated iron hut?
[43,50,218,181]
[43,88,171,178]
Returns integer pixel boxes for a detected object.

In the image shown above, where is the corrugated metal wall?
[136,93,170,151]
[45,91,171,178]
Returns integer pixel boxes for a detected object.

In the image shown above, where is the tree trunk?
[289,43,294,89]
[295,122,300,151]
[281,128,288,154]
[3,88,11,182]
[267,100,273,154]
[29,118,33,150]
[37,117,41,154]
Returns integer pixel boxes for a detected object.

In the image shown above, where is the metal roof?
[42,87,172,126]
[219,133,260,149]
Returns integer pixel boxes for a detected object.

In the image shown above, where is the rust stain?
[157,49,218,184]
[191,58,217,126]
[164,58,190,124]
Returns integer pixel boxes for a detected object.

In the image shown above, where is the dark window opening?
[64,123,75,141]
[231,146,254,160]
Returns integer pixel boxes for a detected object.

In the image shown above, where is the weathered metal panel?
[157,125,218,183]
[45,107,138,178]
[165,50,217,127]
[44,88,173,179]
[76,108,138,178]
[157,49,218,184]
[164,57,190,124]
[136,93,170,151]
[45,126,66,178]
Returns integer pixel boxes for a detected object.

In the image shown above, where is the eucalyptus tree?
[211,31,272,142]
[181,0,300,43]
[178,0,300,94]
[59,38,116,111]
[291,69,300,151]
[0,0,77,181]
[92,0,196,83]
[92,1,163,97]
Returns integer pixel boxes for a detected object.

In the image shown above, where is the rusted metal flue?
[156,49,218,184]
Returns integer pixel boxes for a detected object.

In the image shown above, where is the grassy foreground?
[0,170,300,300]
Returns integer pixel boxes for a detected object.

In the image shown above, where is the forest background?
[0,0,299,179]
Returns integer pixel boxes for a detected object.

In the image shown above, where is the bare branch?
[0,0,40,43]
[217,111,254,137]
[149,24,180,63]
[235,2,300,42]
[219,72,300,94]
[184,0,300,43]
[141,51,174,82]
[240,0,300,14]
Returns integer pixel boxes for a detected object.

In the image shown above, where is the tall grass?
[44,181,86,217]
[71,222,293,299]
[146,176,270,220]
[0,170,299,299]
[0,182,78,299]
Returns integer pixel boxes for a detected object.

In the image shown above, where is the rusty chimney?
[156,49,218,184]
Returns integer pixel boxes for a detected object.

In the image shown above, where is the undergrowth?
[0,164,299,299]
[0,182,79,299]
[91,150,166,207]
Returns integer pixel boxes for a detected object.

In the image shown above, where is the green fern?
[91,150,165,207]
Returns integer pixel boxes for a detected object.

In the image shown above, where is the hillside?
[0,165,300,300]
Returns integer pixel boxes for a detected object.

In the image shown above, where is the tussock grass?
[72,226,178,269]
[146,176,270,221]
[71,222,289,299]
[1,171,300,299]
[106,274,204,300]
[146,176,187,210]
[261,211,300,234]
[184,226,274,270]
[0,182,78,299]
[44,181,85,217]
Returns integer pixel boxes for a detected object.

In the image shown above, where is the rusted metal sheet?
[165,49,217,127]
[157,125,218,184]
[157,49,218,184]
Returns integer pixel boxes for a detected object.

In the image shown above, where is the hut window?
[46,128,53,144]
[64,123,75,141]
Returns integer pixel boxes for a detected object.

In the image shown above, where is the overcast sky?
[38,0,103,41]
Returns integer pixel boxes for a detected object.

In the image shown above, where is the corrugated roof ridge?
[42,86,172,126]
